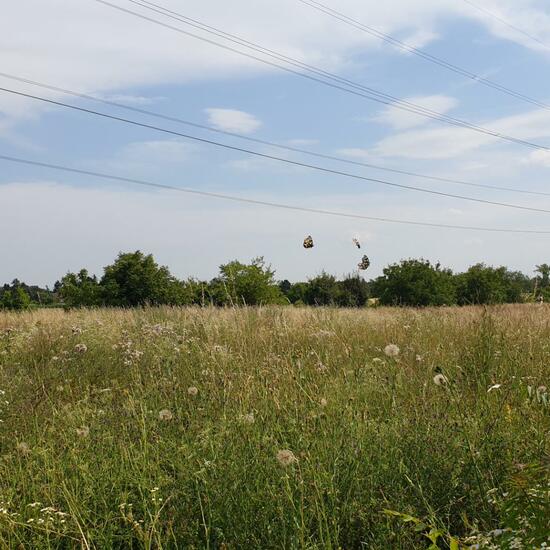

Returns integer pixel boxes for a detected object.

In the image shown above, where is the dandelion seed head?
[320,398,328,407]
[158,409,173,421]
[74,343,87,354]
[187,386,198,396]
[241,413,255,424]
[384,344,400,358]
[76,426,90,438]
[276,449,298,467]
[316,362,328,373]
[16,442,30,455]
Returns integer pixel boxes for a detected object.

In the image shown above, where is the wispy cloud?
[205,108,262,134]
[373,95,458,130]
[370,105,550,159]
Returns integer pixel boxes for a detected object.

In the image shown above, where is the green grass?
[0,305,548,548]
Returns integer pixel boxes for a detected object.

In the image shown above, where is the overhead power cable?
[91,0,550,152]
[461,0,550,52]
[2,85,550,215]
[295,0,550,110]
[2,71,549,198]
[2,153,550,234]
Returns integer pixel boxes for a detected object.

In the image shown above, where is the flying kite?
[303,235,314,249]
[352,238,361,249]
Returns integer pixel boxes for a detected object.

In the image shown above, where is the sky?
[2,0,550,286]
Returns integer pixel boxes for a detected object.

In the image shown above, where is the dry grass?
[0,305,548,548]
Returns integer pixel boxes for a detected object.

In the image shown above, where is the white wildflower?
[276,449,298,467]
[158,409,173,421]
[76,426,90,438]
[384,344,400,358]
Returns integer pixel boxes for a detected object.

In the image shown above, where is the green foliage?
[383,510,460,549]
[336,274,370,307]
[372,259,456,306]
[0,306,548,547]
[4,254,550,310]
[101,251,187,307]
[455,264,528,305]
[0,284,31,310]
[59,269,102,308]
[535,263,550,288]
[465,462,550,548]
[304,272,339,305]
[216,257,285,305]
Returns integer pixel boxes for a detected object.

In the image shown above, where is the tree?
[535,264,550,288]
[216,257,284,305]
[455,264,527,305]
[59,269,102,307]
[336,274,370,307]
[1,287,31,310]
[304,272,339,306]
[101,251,186,307]
[372,259,456,307]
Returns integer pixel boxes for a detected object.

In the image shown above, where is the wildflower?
[158,409,173,421]
[76,426,90,437]
[320,398,328,407]
[76,426,90,438]
[316,362,328,373]
[74,343,87,354]
[433,374,448,386]
[187,386,198,396]
[487,384,502,392]
[16,442,30,455]
[276,449,298,467]
[240,413,255,424]
[384,344,400,358]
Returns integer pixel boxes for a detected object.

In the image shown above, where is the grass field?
[0,305,548,549]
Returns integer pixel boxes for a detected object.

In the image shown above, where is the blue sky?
[2,0,550,286]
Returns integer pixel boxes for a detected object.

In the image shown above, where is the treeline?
[1,251,549,310]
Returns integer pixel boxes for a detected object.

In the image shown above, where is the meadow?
[0,305,548,549]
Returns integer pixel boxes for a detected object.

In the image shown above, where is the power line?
[461,0,550,52]
[293,0,550,113]
[91,0,550,152]
[2,152,550,234]
[2,71,549,198]
[3,84,550,215]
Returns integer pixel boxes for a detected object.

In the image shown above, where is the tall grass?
[0,305,548,548]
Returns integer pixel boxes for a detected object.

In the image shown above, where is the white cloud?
[398,29,440,51]
[336,148,373,159]
[1,0,549,129]
[373,95,458,130]
[287,138,320,146]
[526,150,550,167]
[96,93,166,105]
[118,140,195,163]
[205,108,262,134]
[371,105,550,159]
[458,0,550,54]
